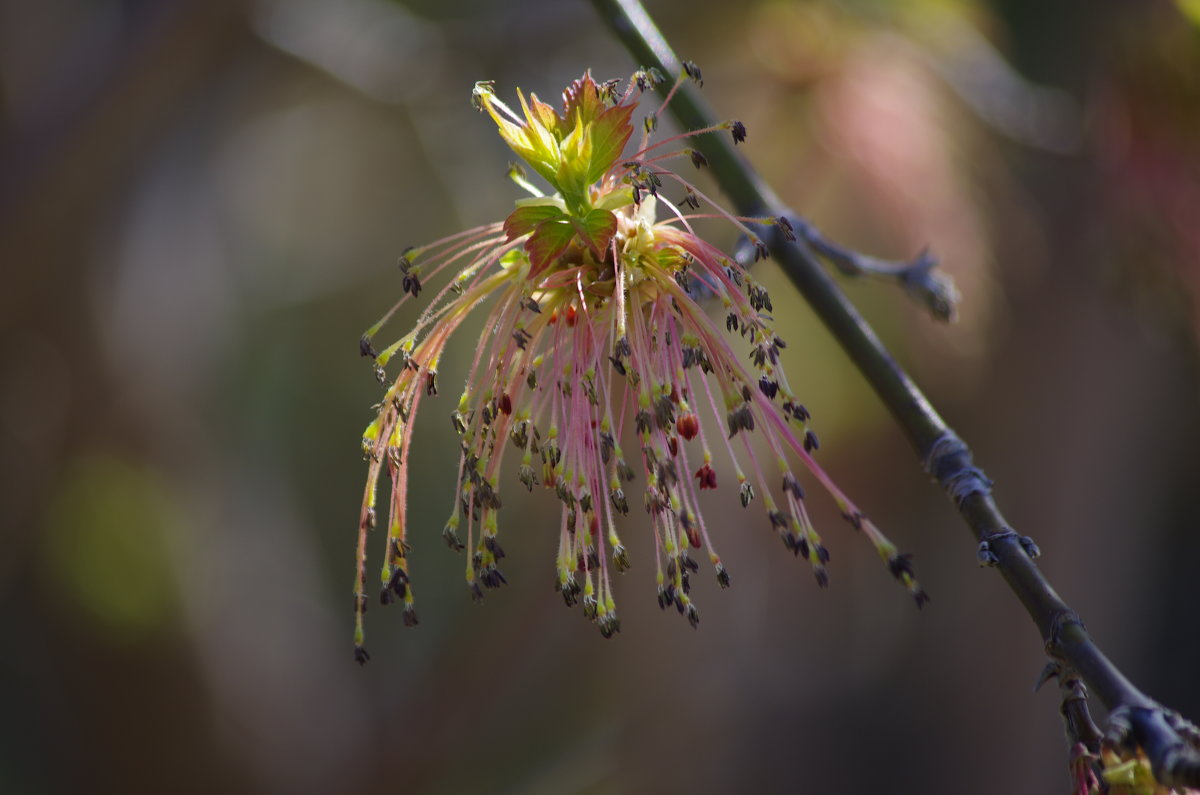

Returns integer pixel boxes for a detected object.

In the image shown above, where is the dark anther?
[631,184,642,205]
[609,355,627,376]
[803,430,820,453]
[730,120,747,144]
[682,60,703,86]
[610,488,629,515]
[888,553,916,580]
[977,540,999,567]
[678,189,700,211]
[674,267,691,292]
[387,567,409,599]
[617,459,635,482]
[1020,535,1041,559]
[402,271,422,298]
[373,363,387,387]
[795,536,809,559]
[442,523,465,552]
[843,510,865,531]
[599,612,621,639]
[359,335,378,359]
[635,409,653,435]
[615,336,632,358]
[613,544,631,572]
[752,239,769,262]
[582,594,598,619]
[354,645,370,666]
[759,375,779,399]
[685,602,700,629]
[739,481,755,507]
[768,509,790,531]
[726,312,739,332]
[775,216,796,242]
[402,604,419,627]
[379,585,393,606]
[653,395,676,429]
[816,545,831,564]
[484,535,506,560]
[425,371,438,396]
[558,576,580,607]
[599,432,615,463]
[480,564,508,589]
[599,78,621,103]
[913,589,930,609]
[813,567,830,588]
[689,149,708,169]
[469,581,485,603]
[512,328,532,350]
[715,564,731,588]
[782,473,805,500]
[644,115,658,134]
[522,296,541,313]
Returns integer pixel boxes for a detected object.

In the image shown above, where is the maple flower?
[351,69,925,664]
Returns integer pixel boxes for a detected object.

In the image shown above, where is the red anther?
[498,393,513,415]
[589,514,600,537]
[668,436,679,457]
[676,413,699,441]
[694,464,718,490]
[686,526,701,549]
[565,305,578,327]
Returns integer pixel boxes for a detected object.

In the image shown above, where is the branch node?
[1045,609,1086,658]
[924,432,993,507]
[977,529,1042,568]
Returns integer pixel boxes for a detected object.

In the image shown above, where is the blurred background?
[2,0,1200,792]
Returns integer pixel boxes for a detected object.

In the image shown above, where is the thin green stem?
[590,0,1200,787]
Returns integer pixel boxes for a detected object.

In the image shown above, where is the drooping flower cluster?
[352,68,925,664]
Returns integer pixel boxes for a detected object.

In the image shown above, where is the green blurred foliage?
[43,453,179,642]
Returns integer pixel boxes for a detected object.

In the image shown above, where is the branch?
[589,0,1200,788]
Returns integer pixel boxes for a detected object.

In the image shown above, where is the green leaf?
[562,73,605,131]
[525,218,576,271]
[504,204,567,241]
[594,186,634,212]
[572,208,618,261]
[586,103,635,185]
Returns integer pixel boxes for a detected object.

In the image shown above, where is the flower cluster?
[352,68,925,664]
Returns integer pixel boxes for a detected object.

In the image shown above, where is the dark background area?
[2,0,1199,792]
